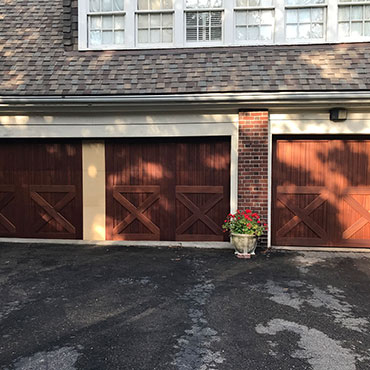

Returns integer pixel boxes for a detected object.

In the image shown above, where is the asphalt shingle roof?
[1,0,370,96]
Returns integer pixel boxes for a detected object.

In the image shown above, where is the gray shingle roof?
[1,0,370,96]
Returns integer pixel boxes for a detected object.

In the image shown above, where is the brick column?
[238,111,269,245]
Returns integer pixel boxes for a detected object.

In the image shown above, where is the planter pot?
[231,233,257,257]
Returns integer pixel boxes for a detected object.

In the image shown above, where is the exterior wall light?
[330,108,347,122]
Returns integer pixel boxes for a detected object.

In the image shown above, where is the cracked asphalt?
[0,243,369,370]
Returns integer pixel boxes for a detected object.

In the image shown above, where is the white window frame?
[136,8,175,47]
[284,2,327,43]
[337,1,370,41]
[234,1,275,45]
[77,0,370,50]
[184,1,225,46]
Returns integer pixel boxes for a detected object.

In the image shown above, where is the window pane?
[114,30,124,43]
[150,29,161,42]
[186,0,198,8]
[114,15,125,29]
[90,0,100,12]
[186,0,222,8]
[236,11,248,25]
[298,23,310,38]
[90,30,102,45]
[186,12,198,27]
[138,0,148,9]
[352,5,363,19]
[286,9,298,23]
[162,0,173,9]
[210,11,222,26]
[338,22,350,36]
[260,0,273,6]
[249,0,260,6]
[312,7,323,21]
[339,6,350,21]
[286,24,297,38]
[260,24,272,39]
[236,26,248,40]
[102,30,113,44]
[150,0,161,10]
[199,12,210,26]
[366,5,370,19]
[150,14,161,27]
[248,25,259,39]
[138,14,149,28]
[236,0,248,5]
[162,14,173,27]
[199,26,210,40]
[351,21,363,35]
[186,28,198,41]
[248,10,260,24]
[210,0,223,7]
[91,16,102,29]
[261,10,273,24]
[102,15,113,29]
[211,26,222,39]
[102,0,112,11]
[162,28,173,42]
[285,0,324,4]
[299,8,311,23]
[311,22,323,37]
[138,29,149,42]
[365,21,370,35]
[113,0,124,11]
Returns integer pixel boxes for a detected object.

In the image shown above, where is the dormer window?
[78,0,370,50]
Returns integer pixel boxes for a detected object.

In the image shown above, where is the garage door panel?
[273,137,370,248]
[106,138,230,242]
[0,141,83,240]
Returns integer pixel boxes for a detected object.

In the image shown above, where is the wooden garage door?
[273,136,370,248]
[106,137,230,241]
[0,140,82,239]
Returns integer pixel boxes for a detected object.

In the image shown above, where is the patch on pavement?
[10,346,81,370]
[255,280,369,333]
[256,319,357,370]
[172,260,225,370]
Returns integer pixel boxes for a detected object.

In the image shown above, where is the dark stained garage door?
[273,136,370,248]
[106,137,231,241]
[0,140,83,239]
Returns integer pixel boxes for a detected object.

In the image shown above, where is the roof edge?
[1,91,370,109]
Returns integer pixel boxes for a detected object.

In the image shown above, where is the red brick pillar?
[238,111,269,245]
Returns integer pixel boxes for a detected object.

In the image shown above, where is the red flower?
[247,223,251,228]
[257,220,261,224]
[224,220,227,223]
[246,209,251,213]
[263,223,267,226]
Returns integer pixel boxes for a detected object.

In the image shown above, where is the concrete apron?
[0,237,369,252]
[0,238,234,250]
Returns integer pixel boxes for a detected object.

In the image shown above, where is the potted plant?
[222,209,267,258]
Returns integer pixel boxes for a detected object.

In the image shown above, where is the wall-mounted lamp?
[330,108,347,122]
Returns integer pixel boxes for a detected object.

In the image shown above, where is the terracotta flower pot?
[231,233,257,255]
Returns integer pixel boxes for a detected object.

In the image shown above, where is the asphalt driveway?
[0,244,369,370]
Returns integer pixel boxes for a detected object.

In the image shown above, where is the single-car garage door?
[273,136,370,248]
[106,137,230,241]
[0,140,83,239]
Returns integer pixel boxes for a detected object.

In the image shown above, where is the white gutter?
[1,91,370,106]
